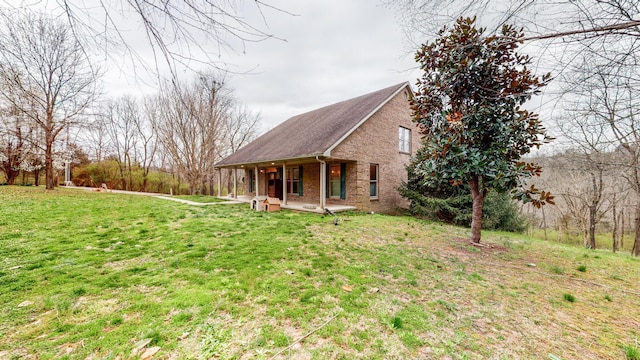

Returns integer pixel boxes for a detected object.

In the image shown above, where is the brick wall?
[235,86,419,214]
[331,87,420,213]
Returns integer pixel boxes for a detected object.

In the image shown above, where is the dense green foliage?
[411,17,551,196]
[400,159,527,232]
[410,17,553,242]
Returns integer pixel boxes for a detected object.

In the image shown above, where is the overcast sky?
[4,0,558,139]
[226,1,419,132]
[99,1,420,133]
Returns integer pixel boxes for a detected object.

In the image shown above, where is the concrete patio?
[218,195,357,214]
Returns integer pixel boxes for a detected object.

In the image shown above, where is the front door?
[266,169,283,199]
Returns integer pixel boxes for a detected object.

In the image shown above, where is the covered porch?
[215,156,357,213]
[219,195,356,214]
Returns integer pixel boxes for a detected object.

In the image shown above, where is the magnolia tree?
[410,17,555,243]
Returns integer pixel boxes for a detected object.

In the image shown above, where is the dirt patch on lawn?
[450,237,509,255]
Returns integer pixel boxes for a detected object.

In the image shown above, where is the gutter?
[215,153,325,169]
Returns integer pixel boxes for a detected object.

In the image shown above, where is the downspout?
[316,156,326,210]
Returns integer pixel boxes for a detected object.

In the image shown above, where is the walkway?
[154,196,242,206]
[61,186,355,213]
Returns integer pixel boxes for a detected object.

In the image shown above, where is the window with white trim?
[286,168,299,194]
[370,164,378,199]
[399,126,411,153]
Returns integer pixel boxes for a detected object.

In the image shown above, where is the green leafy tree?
[411,17,554,243]
[400,155,528,233]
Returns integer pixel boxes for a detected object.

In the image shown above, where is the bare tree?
[554,153,611,249]
[561,52,640,255]
[552,96,623,249]
[156,75,229,194]
[137,98,160,192]
[389,0,639,40]
[5,1,290,81]
[155,73,258,195]
[222,104,260,157]
[0,105,27,185]
[0,11,99,189]
[83,116,110,163]
[102,97,141,190]
[219,103,259,195]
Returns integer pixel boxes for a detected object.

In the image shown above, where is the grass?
[1,186,639,359]
[529,228,637,253]
[625,344,640,360]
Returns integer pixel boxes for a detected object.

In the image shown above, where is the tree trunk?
[557,223,562,242]
[633,203,640,256]
[45,136,55,189]
[34,169,41,186]
[117,161,126,190]
[612,195,619,253]
[588,205,597,249]
[621,206,625,250]
[542,206,548,241]
[3,165,18,185]
[468,176,484,244]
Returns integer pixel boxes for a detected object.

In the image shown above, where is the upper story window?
[399,126,411,153]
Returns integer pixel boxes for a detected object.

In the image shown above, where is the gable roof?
[215,82,410,167]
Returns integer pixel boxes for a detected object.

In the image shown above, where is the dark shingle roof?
[215,82,409,167]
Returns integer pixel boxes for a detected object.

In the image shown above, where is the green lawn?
[1,186,639,359]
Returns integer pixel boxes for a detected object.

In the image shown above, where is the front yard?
[1,186,638,359]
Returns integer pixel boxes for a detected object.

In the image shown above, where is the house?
[214,82,421,214]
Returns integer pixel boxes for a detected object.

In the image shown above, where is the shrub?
[391,316,403,329]
[399,162,527,232]
[624,344,640,360]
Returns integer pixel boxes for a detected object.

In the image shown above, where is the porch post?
[233,167,237,198]
[217,168,221,197]
[282,163,287,205]
[254,165,259,196]
[319,161,326,210]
